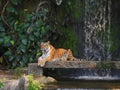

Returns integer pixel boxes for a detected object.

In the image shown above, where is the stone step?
[28,61,120,76]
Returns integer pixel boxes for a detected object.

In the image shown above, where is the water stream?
[44,0,120,89]
[84,0,112,61]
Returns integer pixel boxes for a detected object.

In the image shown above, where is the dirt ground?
[0,69,16,82]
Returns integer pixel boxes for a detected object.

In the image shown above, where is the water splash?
[84,0,111,61]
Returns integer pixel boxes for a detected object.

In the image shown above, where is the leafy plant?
[14,67,23,78]
[0,0,51,68]
[28,75,44,90]
[0,82,4,88]
[0,0,78,68]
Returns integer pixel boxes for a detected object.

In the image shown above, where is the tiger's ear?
[41,42,44,45]
[47,41,50,44]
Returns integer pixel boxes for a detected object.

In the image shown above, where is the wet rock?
[36,76,56,84]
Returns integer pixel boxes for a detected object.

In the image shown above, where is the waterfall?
[84,0,111,61]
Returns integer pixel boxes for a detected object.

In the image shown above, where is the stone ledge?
[44,61,120,69]
[28,61,120,81]
[29,61,120,69]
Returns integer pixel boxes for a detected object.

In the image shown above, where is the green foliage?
[50,0,78,56]
[0,0,78,68]
[66,0,83,19]
[109,25,120,52]
[0,82,4,88]
[28,75,44,90]
[14,67,23,78]
[62,28,78,55]
[0,0,51,68]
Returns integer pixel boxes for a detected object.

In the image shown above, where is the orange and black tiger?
[38,41,75,67]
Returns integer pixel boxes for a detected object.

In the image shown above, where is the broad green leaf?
[12,63,17,68]
[29,57,33,62]
[21,48,26,53]
[0,25,5,32]
[38,19,43,26]
[22,55,27,63]
[24,23,30,28]
[29,35,34,41]
[41,27,45,35]
[18,44,26,53]
[9,56,14,61]
[0,38,3,44]
[46,25,51,31]
[19,34,26,40]
[36,52,41,56]
[0,32,6,36]
[34,32,39,37]
[7,6,15,12]
[16,56,21,61]
[10,40,15,45]
[22,39,27,45]
[19,23,25,30]
[26,14,32,21]
[3,36,10,45]
[4,51,12,56]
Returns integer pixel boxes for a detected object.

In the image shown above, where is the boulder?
[1,76,29,90]
[28,63,43,76]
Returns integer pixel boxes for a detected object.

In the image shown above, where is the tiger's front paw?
[38,58,46,67]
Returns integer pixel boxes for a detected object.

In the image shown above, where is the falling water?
[84,0,111,61]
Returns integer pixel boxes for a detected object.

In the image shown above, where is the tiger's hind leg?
[67,49,75,60]
[60,52,69,61]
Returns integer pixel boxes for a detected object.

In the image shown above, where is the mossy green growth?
[62,28,78,55]
[109,24,120,52]
[28,75,44,90]
[69,0,84,19]
[0,82,4,88]
[54,28,78,56]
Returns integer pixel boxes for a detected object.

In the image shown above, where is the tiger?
[38,41,75,67]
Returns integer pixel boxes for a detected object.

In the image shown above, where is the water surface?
[45,81,120,90]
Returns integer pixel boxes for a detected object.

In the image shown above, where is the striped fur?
[38,41,74,67]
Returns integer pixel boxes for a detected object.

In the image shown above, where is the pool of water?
[43,67,120,89]
[44,81,120,90]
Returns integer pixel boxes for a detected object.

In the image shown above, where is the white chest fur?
[40,47,51,60]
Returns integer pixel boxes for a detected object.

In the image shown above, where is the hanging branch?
[1,0,12,30]
[3,55,10,66]
[0,0,3,10]
[36,1,49,12]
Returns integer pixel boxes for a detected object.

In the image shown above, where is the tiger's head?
[40,41,50,54]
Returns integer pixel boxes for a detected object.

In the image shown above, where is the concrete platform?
[28,61,120,79]
[29,61,120,69]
